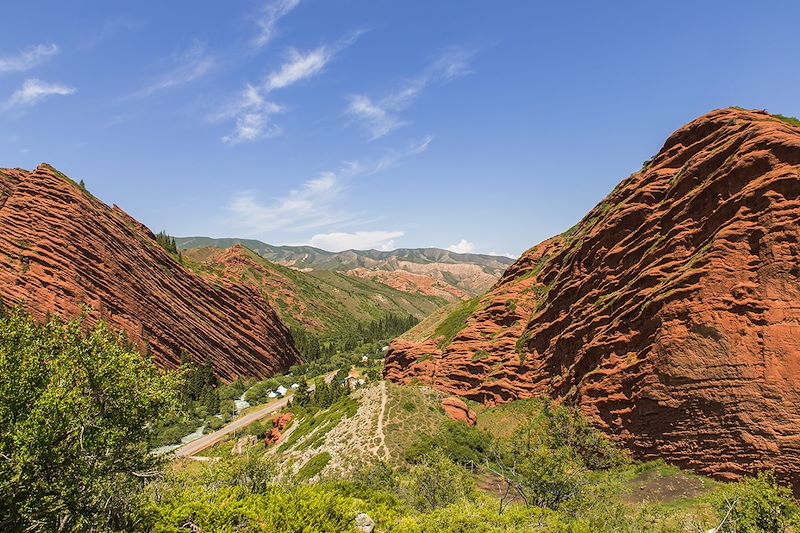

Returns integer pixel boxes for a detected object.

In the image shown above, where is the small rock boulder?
[265,412,294,446]
[441,396,477,426]
[273,412,293,431]
[355,513,375,533]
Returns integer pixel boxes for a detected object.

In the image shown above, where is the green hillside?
[182,245,447,338]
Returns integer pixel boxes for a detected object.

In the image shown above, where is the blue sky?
[1,1,798,257]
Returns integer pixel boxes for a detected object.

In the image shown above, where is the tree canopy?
[0,310,179,532]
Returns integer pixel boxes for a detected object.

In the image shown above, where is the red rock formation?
[385,109,800,489]
[0,164,300,381]
[441,397,477,426]
[347,267,468,302]
[265,412,294,446]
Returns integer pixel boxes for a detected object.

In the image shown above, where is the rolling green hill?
[182,245,447,339]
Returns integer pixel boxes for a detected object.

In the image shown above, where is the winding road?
[174,396,290,457]
[173,372,336,458]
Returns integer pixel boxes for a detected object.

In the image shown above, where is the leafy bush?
[488,400,627,510]
[404,419,494,466]
[146,484,358,533]
[0,310,179,531]
[401,451,475,512]
[710,471,798,532]
[247,421,268,438]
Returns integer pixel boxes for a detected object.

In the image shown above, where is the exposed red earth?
[441,397,477,426]
[265,412,294,446]
[385,109,800,489]
[0,165,299,381]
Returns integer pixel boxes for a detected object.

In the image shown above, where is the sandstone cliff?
[384,109,800,488]
[0,165,299,381]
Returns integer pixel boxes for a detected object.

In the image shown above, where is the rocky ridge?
[176,237,514,297]
[384,109,800,488]
[182,245,445,336]
[0,165,299,381]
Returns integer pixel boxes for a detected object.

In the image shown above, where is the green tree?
[0,310,179,532]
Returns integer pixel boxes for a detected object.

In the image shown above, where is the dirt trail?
[373,380,390,460]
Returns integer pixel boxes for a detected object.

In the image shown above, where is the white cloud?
[0,44,59,73]
[223,113,282,145]
[227,170,349,235]
[224,136,428,236]
[489,251,516,258]
[6,78,75,108]
[219,31,363,145]
[265,46,332,91]
[447,239,476,254]
[308,230,404,252]
[346,94,409,140]
[135,42,215,97]
[347,47,474,139]
[252,0,300,48]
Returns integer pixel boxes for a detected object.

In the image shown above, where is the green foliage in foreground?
[3,307,799,532]
[0,310,179,532]
[710,471,799,532]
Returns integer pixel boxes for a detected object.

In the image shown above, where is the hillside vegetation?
[3,308,798,532]
[182,245,443,339]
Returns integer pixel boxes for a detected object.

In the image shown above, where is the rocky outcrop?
[0,164,299,381]
[385,109,800,488]
[441,397,477,426]
[265,412,294,446]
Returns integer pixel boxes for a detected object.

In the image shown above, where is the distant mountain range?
[181,245,447,338]
[176,237,515,297]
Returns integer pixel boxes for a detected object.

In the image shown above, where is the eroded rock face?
[441,397,477,426]
[0,165,299,381]
[385,109,800,488]
[265,412,294,446]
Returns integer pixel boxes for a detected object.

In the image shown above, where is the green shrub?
[0,310,179,531]
[295,452,332,482]
[710,471,798,532]
[247,421,268,439]
[404,420,494,466]
[401,451,475,512]
[489,400,627,510]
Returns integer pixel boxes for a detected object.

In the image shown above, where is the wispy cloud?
[347,47,474,139]
[265,46,332,90]
[227,171,349,234]
[135,42,215,97]
[0,44,59,74]
[5,78,76,108]
[446,239,475,254]
[223,112,282,145]
[252,0,300,49]
[307,230,404,251]
[224,134,430,237]
[220,31,363,144]
[80,16,142,50]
